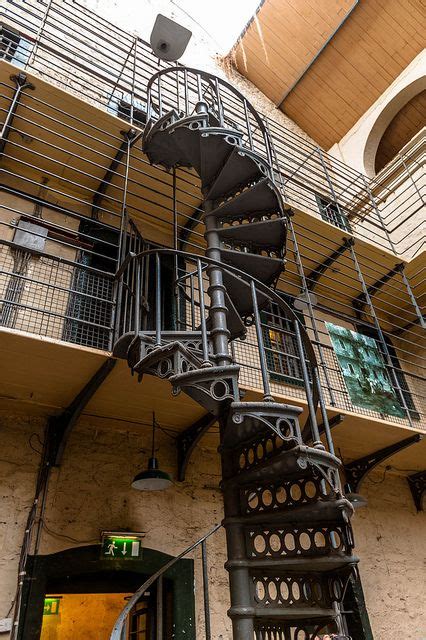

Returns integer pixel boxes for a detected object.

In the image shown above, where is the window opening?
[261,296,307,387]
[316,194,351,232]
[108,89,147,127]
[359,323,420,421]
[0,25,32,67]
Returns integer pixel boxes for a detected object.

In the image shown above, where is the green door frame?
[18,545,195,640]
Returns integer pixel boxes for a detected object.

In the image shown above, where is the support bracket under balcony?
[352,263,403,312]
[344,433,422,491]
[302,413,344,444]
[407,470,426,512]
[47,358,116,465]
[305,238,353,291]
[177,412,217,481]
[91,128,139,219]
[0,72,35,156]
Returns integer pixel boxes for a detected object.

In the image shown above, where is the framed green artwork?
[325,322,404,418]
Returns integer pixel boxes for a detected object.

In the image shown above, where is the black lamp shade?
[131,457,173,491]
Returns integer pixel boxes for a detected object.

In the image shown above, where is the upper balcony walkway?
[1,0,423,259]
[0,0,424,470]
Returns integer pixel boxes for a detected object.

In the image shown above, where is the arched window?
[374,90,425,173]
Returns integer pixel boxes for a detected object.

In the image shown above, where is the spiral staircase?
[114,68,357,639]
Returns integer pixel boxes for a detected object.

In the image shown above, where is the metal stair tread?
[205,147,269,201]
[222,271,270,318]
[143,110,190,169]
[229,606,335,620]
[200,128,243,190]
[225,554,359,573]
[216,218,286,250]
[221,248,284,284]
[224,445,342,486]
[204,177,282,220]
[169,124,203,174]
[224,498,353,527]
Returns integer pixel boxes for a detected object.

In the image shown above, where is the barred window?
[262,301,306,387]
[0,25,32,67]
[316,195,351,232]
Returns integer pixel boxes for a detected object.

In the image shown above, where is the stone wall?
[0,411,231,638]
[352,470,426,639]
[1,411,425,638]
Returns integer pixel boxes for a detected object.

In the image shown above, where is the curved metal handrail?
[110,523,222,640]
[145,66,273,166]
[115,247,316,364]
[114,247,331,451]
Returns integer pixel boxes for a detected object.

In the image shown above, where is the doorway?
[19,545,195,640]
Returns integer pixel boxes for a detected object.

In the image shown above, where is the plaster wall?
[1,412,426,639]
[328,52,425,259]
[352,470,426,640]
[0,412,231,639]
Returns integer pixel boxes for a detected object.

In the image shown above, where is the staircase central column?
[204,199,232,367]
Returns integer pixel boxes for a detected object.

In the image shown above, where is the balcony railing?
[0,1,424,431]
[1,0,424,257]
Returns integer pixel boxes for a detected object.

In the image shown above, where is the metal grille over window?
[316,195,352,232]
[262,302,305,387]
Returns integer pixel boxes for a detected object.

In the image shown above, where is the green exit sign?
[101,531,145,559]
[43,597,61,616]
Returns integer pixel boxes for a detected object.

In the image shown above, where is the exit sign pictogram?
[101,532,145,559]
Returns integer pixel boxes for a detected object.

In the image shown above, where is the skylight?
[84,0,260,55]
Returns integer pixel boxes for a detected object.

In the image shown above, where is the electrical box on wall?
[0,618,12,632]
[13,219,48,253]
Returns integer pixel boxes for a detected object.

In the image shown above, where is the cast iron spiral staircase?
[112,68,357,639]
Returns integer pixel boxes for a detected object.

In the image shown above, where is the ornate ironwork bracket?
[177,412,217,481]
[407,470,426,512]
[344,434,423,491]
[47,358,117,465]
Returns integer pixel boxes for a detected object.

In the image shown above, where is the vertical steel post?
[201,540,211,640]
[250,280,274,402]
[203,201,232,366]
[349,244,414,427]
[0,73,34,155]
[130,37,137,124]
[172,168,181,329]
[197,259,211,366]
[360,173,397,255]
[400,153,425,205]
[294,322,324,449]
[155,253,162,346]
[25,0,53,69]
[287,217,337,407]
[156,575,163,639]
[397,264,426,329]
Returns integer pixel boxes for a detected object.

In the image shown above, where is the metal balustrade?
[0,6,423,430]
[1,0,423,257]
